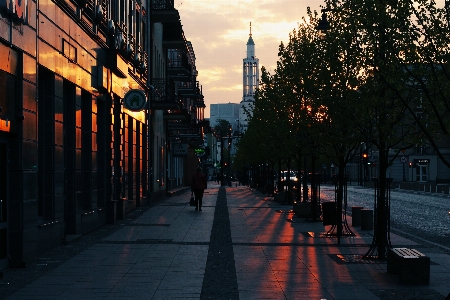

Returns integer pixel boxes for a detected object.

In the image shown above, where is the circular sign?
[123,89,147,111]
[400,156,408,163]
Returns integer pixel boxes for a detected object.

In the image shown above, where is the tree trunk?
[336,156,345,244]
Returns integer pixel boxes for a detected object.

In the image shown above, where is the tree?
[276,7,366,229]
[378,0,450,168]
[214,119,232,138]
[318,0,427,257]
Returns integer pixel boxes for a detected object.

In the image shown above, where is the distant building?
[209,103,241,134]
[208,23,260,183]
[209,23,259,135]
[240,22,259,133]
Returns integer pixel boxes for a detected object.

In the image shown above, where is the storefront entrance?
[416,165,428,182]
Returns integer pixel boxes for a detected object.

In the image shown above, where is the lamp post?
[220,136,224,186]
[227,136,232,186]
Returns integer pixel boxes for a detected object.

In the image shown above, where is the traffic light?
[409,162,412,168]
[362,151,369,164]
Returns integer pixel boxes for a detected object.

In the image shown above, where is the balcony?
[163,22,185,49]
[164,109,189,121]
[151,0,180,23]
[177,81,203,98]
[150,78,180,110]
[167,122,190,131]
[193,98,205,108]
[167,49,192,78]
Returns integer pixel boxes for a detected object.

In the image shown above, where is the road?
[319,184,450,250]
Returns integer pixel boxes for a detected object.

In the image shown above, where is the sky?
[177,0,321,118]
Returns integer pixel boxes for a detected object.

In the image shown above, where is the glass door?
[416,165,428,182]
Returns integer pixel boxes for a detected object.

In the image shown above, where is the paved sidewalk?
[0,183,449,299]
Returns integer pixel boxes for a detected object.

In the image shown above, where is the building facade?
[209,103,240,132]
[0,0,205,269]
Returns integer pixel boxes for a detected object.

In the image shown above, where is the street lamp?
[219,135,234,187]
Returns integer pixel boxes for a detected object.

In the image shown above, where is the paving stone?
[1,184,449,300]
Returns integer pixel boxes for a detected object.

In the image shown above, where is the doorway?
[416,165,428,182]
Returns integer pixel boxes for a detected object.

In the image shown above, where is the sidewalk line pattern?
[200,187,239,299]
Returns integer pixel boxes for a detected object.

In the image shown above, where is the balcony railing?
[193,99,205,107]
[177,81,203,98]
[150,78,181,110]
[167,49,192,77]
[152,0,174,10]
[151,0,179,23]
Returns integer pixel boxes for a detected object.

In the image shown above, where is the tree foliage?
[213,119,232,138]
[234,0,450,255]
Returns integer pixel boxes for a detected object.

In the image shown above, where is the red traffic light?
[362,151,369,164]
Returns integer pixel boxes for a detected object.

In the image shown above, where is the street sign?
[123,89,147,111]
[400,156,408,163]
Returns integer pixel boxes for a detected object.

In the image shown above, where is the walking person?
[191,167,207,211]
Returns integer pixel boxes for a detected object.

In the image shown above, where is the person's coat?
[192,172,207,190]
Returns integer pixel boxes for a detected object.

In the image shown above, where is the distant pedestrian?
[192,167,207,211]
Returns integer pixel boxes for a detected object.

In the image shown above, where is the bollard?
[360,209,373,230]
[107,200,117,224]
[351,206,363,227]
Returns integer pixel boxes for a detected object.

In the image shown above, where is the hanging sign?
[195,147,205,156]
[173,143,188,156]
[123,89,147,111]
[414,158,430,165]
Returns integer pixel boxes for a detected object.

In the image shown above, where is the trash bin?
[360,209,373,230]
[321,201,337,226]
[351,206,363,227]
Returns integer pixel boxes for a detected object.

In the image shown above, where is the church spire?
[241,21,259,133]
[246,22,255,56]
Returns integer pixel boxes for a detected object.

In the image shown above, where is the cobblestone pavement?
[320,185,450,251]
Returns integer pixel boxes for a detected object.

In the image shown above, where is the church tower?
[239,22,259,133]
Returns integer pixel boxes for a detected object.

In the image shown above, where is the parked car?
[280,171,298,182]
